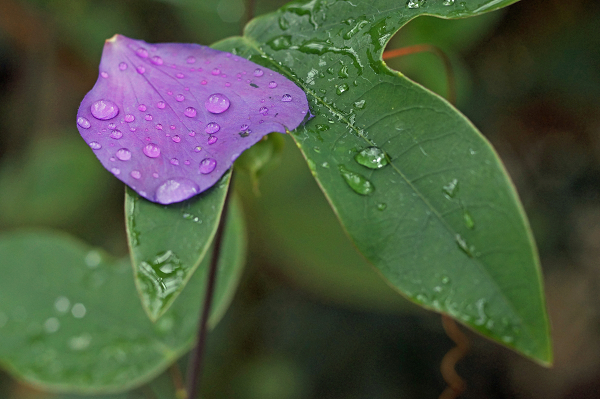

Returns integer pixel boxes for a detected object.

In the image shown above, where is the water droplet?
[176,94,185,102]
[136,66,146,74]
[205,122,220,134]
[407,0,424,8]
[54,296,70,313]
[268,81,278,88]
[155,178,199,204]
[89,141,102,150]
[194,146,202,152]
[338,65,349,78]
[316,124,330,131]
[71,303,86,318]
[336,83,350,95]
[44,317,60,333]
[377,203,387,211]
[240,124,249,130]
[136,47,148,58]
[111,167,120,175]
[69,333,92,351]
[281,94,292,102]
[138,104,147,112]
[131,170,141,179]
[170,158,179,165]
[443,179,459,198]
[199,158,217,174]
[172,135,181,143]
[143,143,161,158]
[355,146,388,169]
[156,124,163,130]
[354,100,366,109]
[151,55,163,65]
[157,101,166,109]
[124,114,135,122]
[85,250,102,268]
[145,114,153,121]
[119,62,128,71]
[184,107,197,117]
[212,68,221,75]
[338,165,375,195]
[259,106,268,115]
[101,71,109,78]
[254,68,264,77]
[90,99,119,120]
[116,148,131,161]
[189,130,196,137]
[455,234,474,257]
[463,210,475,229]
[187,56,196,64]
[77,116,91,129]
[205,93,230,114]
[208,136,217,145]
[443,0,455,5]
[176,73,185,79]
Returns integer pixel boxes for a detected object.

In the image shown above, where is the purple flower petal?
[77,34,309,204]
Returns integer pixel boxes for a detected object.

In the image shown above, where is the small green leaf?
[0,199,245,393]
[214,0,551,364]
[125,171,231,321]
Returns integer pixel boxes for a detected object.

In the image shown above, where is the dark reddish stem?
[185,177,234,399]
[382,44,456,105]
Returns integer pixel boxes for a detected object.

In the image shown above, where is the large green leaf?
[125,171,231,321]
[213,0,551,364]
[0,199,245,393]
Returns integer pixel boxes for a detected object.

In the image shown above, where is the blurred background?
[1,0,600,398]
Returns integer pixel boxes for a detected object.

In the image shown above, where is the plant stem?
[185,177,234,399]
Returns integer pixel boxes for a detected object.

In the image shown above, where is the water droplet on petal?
[125,114,135,122]
[111,167,121,175]
[176,94,185,102]
[268,81,278,88]
[355,147,388,169]
[151,55,163,65]
[212,68,221,75]
[91,100,119,120]
[188,130,196,137]
[119,62,128,71]
[156,124,163,130]
[131,170,141,179]
[145,114,153,121]
[89,141,102,150]
[194,146,202,152]
[170,158,179,165]
[157,101,166,109]
[240,124,249,130]
[143,143,161,158]
[205,122,220,134]
[172,135,181,143]
[205,93,230,114]
[77,117,91,129]
[259,106,268,115]
[155,178,199,204]
[136,47,148,58]
[116,148,131,161]
[187,56,196,64]
[101,71,109,78]
[137,66,146,74]
[208,136,217,145]
[254,68,264,77]
[110,129,123,139]
[199,158,217,174]
[281,94,292,102]
[176,73,185,79]
[138,104,147,112]
[184,107,197,117]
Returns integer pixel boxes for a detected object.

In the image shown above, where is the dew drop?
[116,148,131,161]
[100,71,109,78]
[354,100,366,109]
[124,114,135,122]
[188,130,196,137]
[155,178,199,204]
[151,55,163,65]
[136,66,146,74]
[407,0,424,8]
[240,124,249,130]
[199,158,217,174]
[176,94,185,102]
[201,80,207,85]
[136,47,148,58]
[463,210,475,229]
[208,136,217,145]
[89,141,102,150]
[443,179,459,198]
[377,203,387,211]
[131,170,141,179]
[111,167,120,175]
[268,81,278,88]
[157,101,166,109]
[338,165,374,195]
[443,0,455,5]
[187,56,196,64]
[355,147,388,169]
[281,94,292,102]
[90,100,119,120]
[205,93,230,114]
[259,106,268,115]
[254,68,264,77]
[184,107,197,117]
[194,146,202,152]
[138,104,147,112]
[336,83,350,95]
[108,123,116,129]
[156,124,163,130]
[145,114,153,121]
[170,158,179,165]
[455,234,474,257]
[77,117,91,129]
[119,62,128,71]
[212,68,221,75]
[176,73,185,79]
[172,135,181,143]
[143,143,161,158]
[205,122,220,134]
[109,130,122,139]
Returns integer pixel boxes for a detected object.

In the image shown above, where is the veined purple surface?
[77,34,309,204]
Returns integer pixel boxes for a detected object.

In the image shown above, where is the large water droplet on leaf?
[338,165,374,195]
[355,146,388,169]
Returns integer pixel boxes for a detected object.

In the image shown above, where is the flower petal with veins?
[77,34,309,204]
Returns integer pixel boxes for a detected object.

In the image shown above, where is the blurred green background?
[1,0,600,398]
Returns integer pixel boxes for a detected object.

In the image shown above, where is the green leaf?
[125,171,231,321]
[0,199,245,393]
[213,0,551,364]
